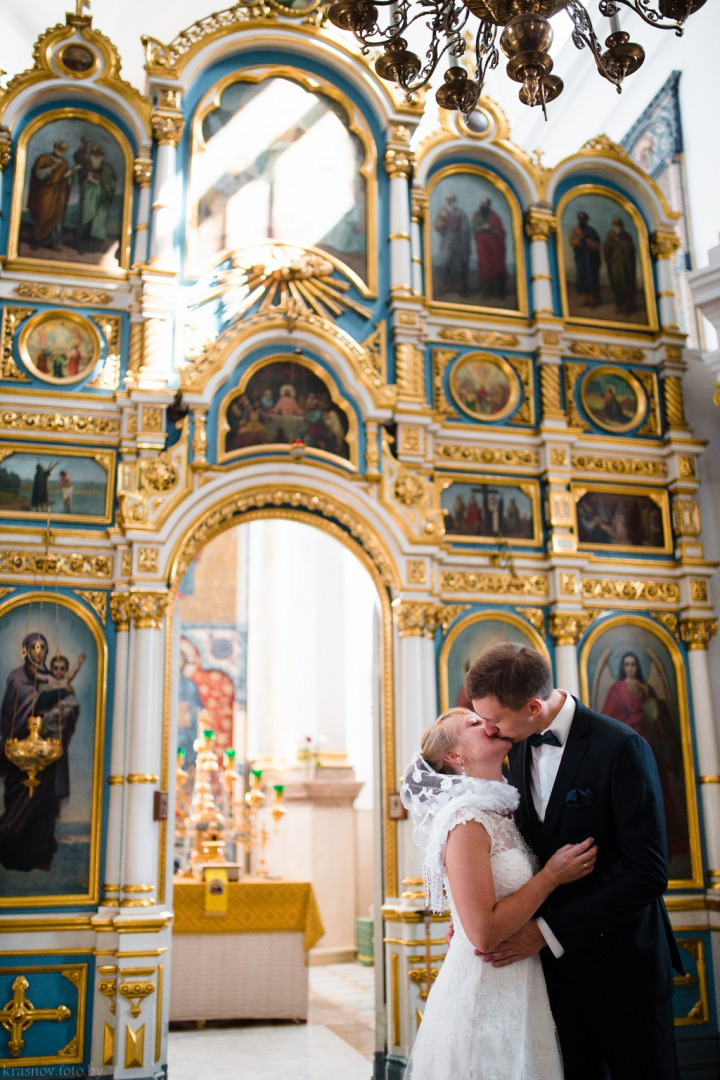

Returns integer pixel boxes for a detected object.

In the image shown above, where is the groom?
[465,641,682,1080]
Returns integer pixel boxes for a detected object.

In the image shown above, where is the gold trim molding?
[392,601,468,638]
[580,578,679,604]
[0,550,112,579]
[13,283,113,306]
[440,571,549,597]
[0,409,119,439]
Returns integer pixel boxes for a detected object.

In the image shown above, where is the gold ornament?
[151,112,184,146]
[524,208,556,241]
[393,601,468,638]
[5,715,63,797]
[679,618,718,650]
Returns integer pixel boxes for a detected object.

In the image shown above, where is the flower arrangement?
[296,735,326,774]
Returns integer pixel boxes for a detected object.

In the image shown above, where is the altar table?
[170,879,324,1022]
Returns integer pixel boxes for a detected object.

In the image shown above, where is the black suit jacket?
[508,698,682,987]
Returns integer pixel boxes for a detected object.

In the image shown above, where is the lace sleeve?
[447,808,528,858]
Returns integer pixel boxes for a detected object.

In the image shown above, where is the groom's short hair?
[464,642,553,709]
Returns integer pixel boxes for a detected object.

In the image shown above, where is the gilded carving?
[635,370,661,437]
[407,560,427,585]
[1,307,33,381]
[133,158,153,187]
[365,421,380,476]
[663,375,688,429]
[117,429,187,530]
[0,126,11,172]
[679,618,718,650]
[364,321,388,384]
[432,348,458,416]
[650,230,681,261]
[563,363,589,429]
[75,590,108,623]
[0,974,71,1057]
[678,455,697,479]
[129,591,169,630]
[0,410,120,438]
[393,601,468,638]
[542,331,561,346]
[507,356,534,426]
[549,611,594,646]
[13,283,113,305]
[559,572,578,595]
[514,607,546,634]
[110,593,132,632]
[571,453,667,478]
[191,410,208,464]
[437,328,519,347]
[0,550,112,578]
[581,134,630,158]
[539,364,565,421]
[120,551,133,577]
[140,407,164,434]
[385,148,413,179]
[411,194,426,223]
[549,447,568,467]
[580,578,680,604]
[180,309,395,407]
[672,496,701,538]
[118,980,155,1018]
[524,208,556,241]
[650,611,680,639]
[400,426,423,454]
[440,571,549,597]
[568,342,645,363]
[395,343,425,402]
[394,474,425,507]
[143,460,179,492]
[435,444,539,468]
[172,488,398,590]
[97,971,117,1015]
[151,112,184,146]
[391,123,411,144]
[137,548,159,574]
[690,580,709,603]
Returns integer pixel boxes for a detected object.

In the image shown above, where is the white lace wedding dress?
[404,808,563,1080]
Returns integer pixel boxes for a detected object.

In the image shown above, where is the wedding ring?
[583,862,588,869]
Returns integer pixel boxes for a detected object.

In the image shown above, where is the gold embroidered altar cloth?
[172,879,324,951]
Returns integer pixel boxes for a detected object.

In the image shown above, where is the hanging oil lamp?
[5,714,63,797]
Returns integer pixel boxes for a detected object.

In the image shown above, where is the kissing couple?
[400,642,682,1080]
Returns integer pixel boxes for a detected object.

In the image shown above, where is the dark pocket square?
[564,787,596,806]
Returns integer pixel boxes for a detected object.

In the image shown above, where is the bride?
[400,707,597,1080]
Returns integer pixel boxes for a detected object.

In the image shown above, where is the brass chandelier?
[327,0,706,117]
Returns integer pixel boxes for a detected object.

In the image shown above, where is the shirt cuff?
[536,917,565,958]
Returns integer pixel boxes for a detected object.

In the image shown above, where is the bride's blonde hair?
[420,707,476,774]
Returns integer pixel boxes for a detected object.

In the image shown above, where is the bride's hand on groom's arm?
[475,921,546,966]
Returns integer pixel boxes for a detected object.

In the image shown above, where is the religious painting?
[440,612,548,712]
[557,186,656,329]
[189,72,376,291]
[9,109,132,274]
[58,43,97,76]
[18,309,101,384]
[0,446,114,524]
[177,630,246,766]
[425,165,526,314]
[0,593,106,905]
[438,476,541,546]
[580,616,701,887]
[579,366,646,433]
[219,359,353,464]
[449,352,520,421]
[573,484,671,554]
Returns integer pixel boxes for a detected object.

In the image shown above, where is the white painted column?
[392,603,442,891]
[120,590,168,910]
[651,230,682,332]
[148,112,183,267]
[680,620,720,891]
[385,147,414,298]
[410,191,426,296]
[132,155,153,267]
[103,593,132,908]
[525,207,556,316]
[553,644,580,698]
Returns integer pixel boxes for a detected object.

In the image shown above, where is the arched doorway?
[162,492,399,1074]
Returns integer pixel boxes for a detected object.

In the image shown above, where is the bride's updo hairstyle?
[420,708,476,774]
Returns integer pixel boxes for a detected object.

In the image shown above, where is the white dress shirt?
[530,691,576,959]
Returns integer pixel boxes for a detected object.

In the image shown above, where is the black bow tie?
[528,729,562,748]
